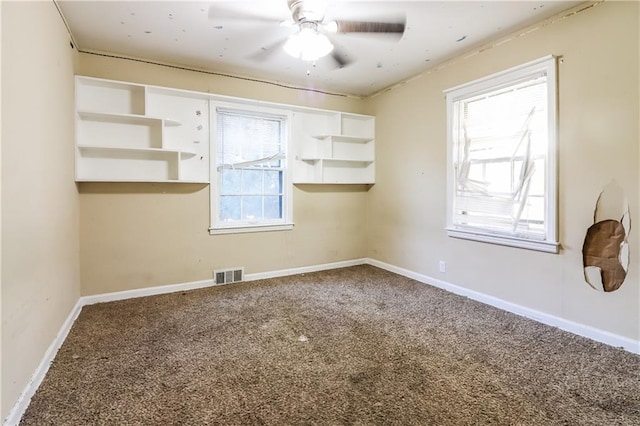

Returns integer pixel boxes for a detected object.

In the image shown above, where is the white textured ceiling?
[57,1,583,96]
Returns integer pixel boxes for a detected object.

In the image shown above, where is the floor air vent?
[214,268,244,285]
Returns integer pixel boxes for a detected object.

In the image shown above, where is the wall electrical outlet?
[439,260,446,273]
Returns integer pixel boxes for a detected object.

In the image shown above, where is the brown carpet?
[21,265,640,425]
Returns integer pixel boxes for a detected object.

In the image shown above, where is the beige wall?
[1,1,80,419]
[76,54,370,296]
[368,1,639,341]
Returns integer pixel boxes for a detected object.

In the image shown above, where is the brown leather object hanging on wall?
[582,219,627,292]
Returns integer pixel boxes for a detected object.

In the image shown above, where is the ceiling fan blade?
[249,38,288,62]
[330,48,353,69]
[324,35,353,69]
[332,20,405,36]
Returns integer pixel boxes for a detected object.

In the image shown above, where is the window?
[210,104,293,234]
[445,56,559,253]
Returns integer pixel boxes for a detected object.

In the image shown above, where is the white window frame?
[209,102,293,235]
[445,56,559,253]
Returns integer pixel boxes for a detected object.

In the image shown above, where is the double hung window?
[210,105,292,234]
[445,56,559,252]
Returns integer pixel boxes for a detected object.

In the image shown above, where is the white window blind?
[446,56,559,253]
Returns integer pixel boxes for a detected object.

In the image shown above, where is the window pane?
[264,196,282,220]
[262,144,281,167]
[528,158,546,195]
[485,162,512,194]
[220,196,241,221]
[242,196,263,221]
[520,194,544,220]
[264,170,282,194]
[220,169,241,195]
[242,170,263,194]
[466,163,484,185]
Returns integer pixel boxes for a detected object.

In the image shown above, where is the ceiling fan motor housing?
[288,0,326,23]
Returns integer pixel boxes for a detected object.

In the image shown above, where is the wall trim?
[244,258,367,282]
[3,299,84,426]
[365,258,640,355]
[81,278,216,306]
[81,258,369,306]
[6,256,638,425]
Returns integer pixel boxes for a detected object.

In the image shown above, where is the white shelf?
[75,178,208,184]
[313,134,373,143]
[294,182,373,185]
[300,157,374,163]
[75,76,210,183]
[78,110,181,127]
[77,145,197,156]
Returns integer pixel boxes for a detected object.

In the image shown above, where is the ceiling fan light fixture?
[283,24,334,61]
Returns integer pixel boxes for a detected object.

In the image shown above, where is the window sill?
[447,228,559,254]
[209,223,294,235]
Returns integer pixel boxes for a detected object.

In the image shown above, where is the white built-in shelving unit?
[291,110,375,184]
[74,76,375,185]
[75,76,209,183]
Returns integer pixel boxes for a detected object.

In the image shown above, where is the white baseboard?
[81,259,369,306]
[365,258,640,355]
[6,256,638,425]
[81,278,216,306]
[3,299,84,426]
[244,258,367,282]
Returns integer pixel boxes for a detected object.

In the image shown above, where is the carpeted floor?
[21,265,640,425]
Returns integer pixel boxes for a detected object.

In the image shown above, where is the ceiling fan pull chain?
[306,61,319,76]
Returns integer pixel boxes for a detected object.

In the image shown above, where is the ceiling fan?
[209,0,406,68]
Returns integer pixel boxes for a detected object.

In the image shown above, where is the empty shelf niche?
[320,159,375,184]
[341,113,374,137]
[77,112,167,150]
[76,77,146,115]
[312,134,374,162]
[76,146,180,182]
